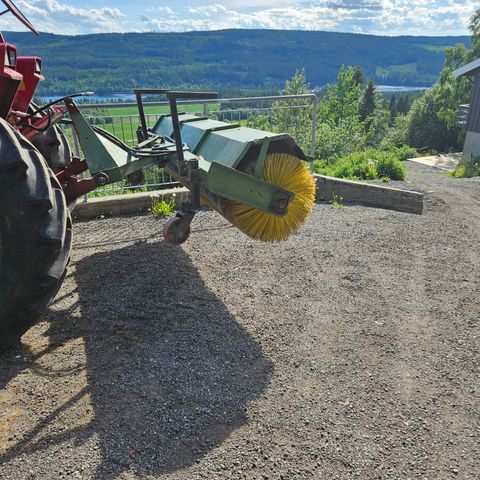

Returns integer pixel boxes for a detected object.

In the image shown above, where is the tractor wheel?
[0,118,72,350]
[163,213,191,245]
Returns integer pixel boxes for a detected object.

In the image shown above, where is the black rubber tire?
[163,214,191,245]
[0,118,72,350]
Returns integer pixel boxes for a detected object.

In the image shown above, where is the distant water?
[37,93,138,103]
[376,85,428,92]
[37,85,429,103]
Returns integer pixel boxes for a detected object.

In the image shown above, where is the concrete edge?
[314,174,424,215]
[73,175,424,220]
[73,187,190,219]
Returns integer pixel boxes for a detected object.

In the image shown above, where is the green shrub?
[379,114,410,150]
[450,156,480,178]
[388,145,418,161]
[315,122,366,161]
[314,149,406,181]
[406,88,462,152]
[376,152,406,180]
[151,198,175,217]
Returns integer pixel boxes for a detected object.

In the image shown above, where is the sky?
[1,0,477,37]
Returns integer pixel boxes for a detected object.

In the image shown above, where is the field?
[100,104,211,117]
[76,103,235,147]
[0,162,479,479]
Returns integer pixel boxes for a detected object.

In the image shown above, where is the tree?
[469,9,480,56]
[388,95,397,121]
[273,69,312,153]
[396,96,409,115]
[366,99,391,147]
[431,21,473,129]
[316,66,366,159]
[319,65,363,128]
[360,79,376,124]
[407,88,461,152]
[404,7,479,153]
[380,114,411,150]
[352,66,365,86]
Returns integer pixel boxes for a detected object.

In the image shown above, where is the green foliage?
[387,145,418,161]
[428,41,473,132]
[360,79,376,123]
[246,113,272,131]
[273,69,312,152]
[470,10,480,56]
[315,66,366,159]
[379,114,410,149]
[388,95,397,121]
[151,198,175,217]
[450,157,480,178]
[331,194,345,209]
[319,66,363,127]
[314,149,406,181]
[406,88,462,152]
[366,99,391,147]
[316,122,366,160]
[352,67,365,86]
[403,8,479,154]
[4,30,469,95]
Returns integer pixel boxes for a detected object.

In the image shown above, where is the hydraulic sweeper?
[0,0,316,348]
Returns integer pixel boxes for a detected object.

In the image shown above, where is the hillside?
[3,29,470,95]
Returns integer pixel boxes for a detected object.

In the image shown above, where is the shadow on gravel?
[0,241,273,477]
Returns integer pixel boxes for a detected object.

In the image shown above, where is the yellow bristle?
[220,153,316,242]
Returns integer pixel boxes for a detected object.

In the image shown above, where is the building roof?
[453,58,480,78]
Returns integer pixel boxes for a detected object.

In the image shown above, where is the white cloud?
[12,0,124,34]
[140,1,476,36]
[0,0,476,36]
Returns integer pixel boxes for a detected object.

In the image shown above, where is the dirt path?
[0,162,479,479]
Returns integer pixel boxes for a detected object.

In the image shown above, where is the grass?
[331,194,345,209]
[151,198,175,217]
[81,104,223,145]
[103,104,215,117]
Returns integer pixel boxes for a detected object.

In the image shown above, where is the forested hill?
[4,29,470,95]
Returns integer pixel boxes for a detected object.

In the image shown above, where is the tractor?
[0,0,316,350]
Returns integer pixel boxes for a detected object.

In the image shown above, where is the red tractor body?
[13,55,44,112]
[0,33,22,119]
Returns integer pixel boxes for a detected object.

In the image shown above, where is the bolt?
[188,158,199,169]
[96,173,108,186]
[276,197,289,211]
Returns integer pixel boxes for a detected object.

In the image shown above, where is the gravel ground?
[0,162,479,480]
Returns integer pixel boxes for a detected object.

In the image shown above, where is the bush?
[314,149,406,181]
[450,156,480,178]
[406,88,462,152]
[387,145,418,161]
[316,122,366,161]
[379,114,410,150]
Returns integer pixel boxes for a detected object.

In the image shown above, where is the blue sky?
[2,1,476,36]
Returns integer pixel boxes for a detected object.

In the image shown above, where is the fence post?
[310,95,317,172]
[203,102,209,117]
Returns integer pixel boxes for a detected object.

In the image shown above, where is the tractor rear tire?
[0,118,72,350]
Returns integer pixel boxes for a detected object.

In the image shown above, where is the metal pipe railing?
[76,93,318,110]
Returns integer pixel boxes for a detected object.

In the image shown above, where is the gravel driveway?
[0,162,479,479]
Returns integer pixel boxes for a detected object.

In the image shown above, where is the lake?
[37,85,428,104]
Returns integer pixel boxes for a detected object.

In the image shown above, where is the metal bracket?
[166,91,217,171]
[134,89,218,165]
[254,139,270,178]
